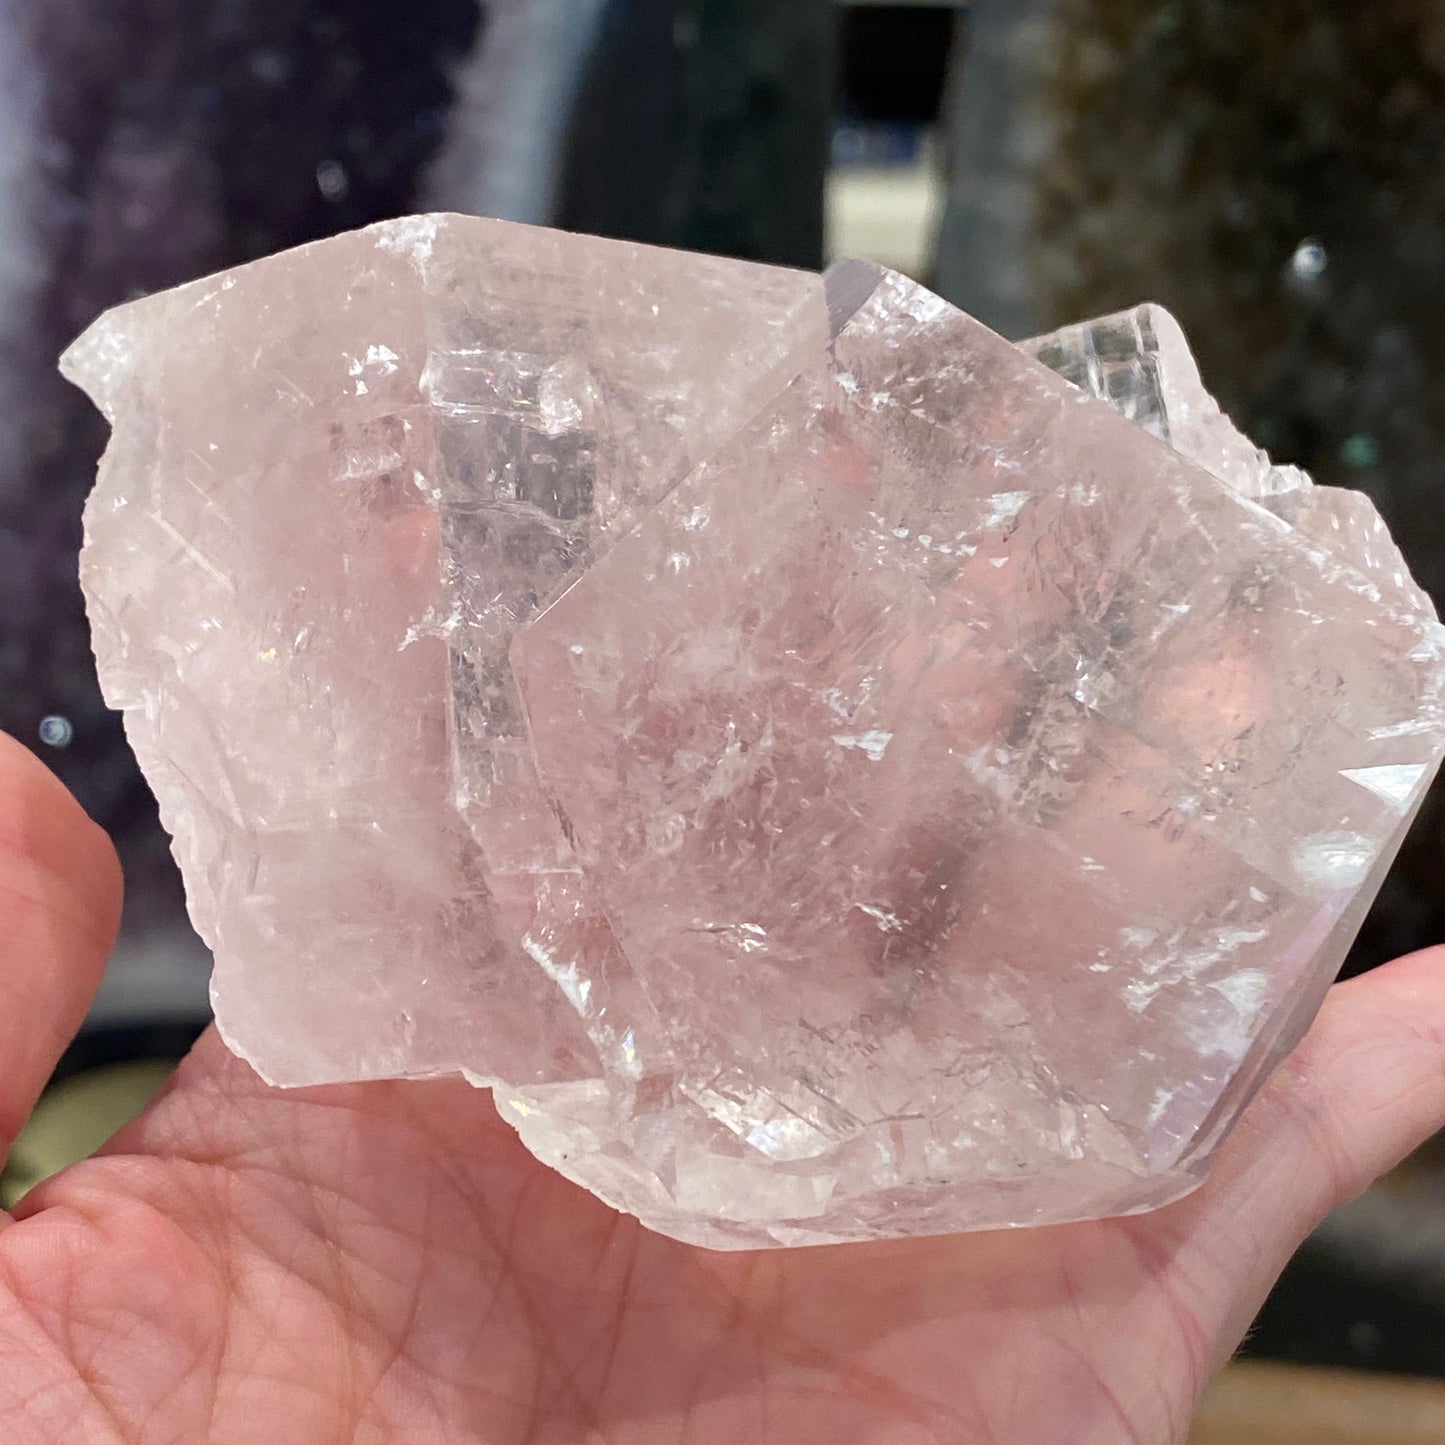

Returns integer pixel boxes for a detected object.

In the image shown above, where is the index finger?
[0,733,122,1168]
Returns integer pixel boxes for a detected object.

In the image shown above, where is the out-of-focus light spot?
[316,160,350,203]
[249,49,293,87]
[1342,433,1380,468]
[1290,238,1329,283]
[1152,4,1184,36]
[39,715,74,749]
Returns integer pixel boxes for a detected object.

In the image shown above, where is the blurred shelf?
[1192,1362,1445,1445]
[825,160,944,278]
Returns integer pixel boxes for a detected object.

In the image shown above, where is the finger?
[1233,946,1445,1227]
[0,733,122,1165]
[1147,945,1445,1356]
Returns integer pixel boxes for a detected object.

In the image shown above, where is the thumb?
[1141,945,1445,1360]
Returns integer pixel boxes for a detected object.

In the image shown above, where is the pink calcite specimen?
[62,217,1445,1248]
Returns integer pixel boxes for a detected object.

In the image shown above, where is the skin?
[1,732,1443,1443]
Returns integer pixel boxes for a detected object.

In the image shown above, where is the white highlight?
[1339,763,1428,811]
[522,934,593,1016]
[1294,831,1375,889]
[832,730,893,762]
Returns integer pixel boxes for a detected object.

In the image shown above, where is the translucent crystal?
[1022,304,1432,616]
[62,219,1445,1248]
[62,215,825,1091]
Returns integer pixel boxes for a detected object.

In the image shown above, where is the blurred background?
[2,1,1444,1436]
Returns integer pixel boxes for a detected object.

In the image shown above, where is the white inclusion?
[855,902,905,932]
[1213,926,1268,949]
[989,557,1008,569]
[832,729,893,762]
[152,516,235,593]
[903,289,949,324]
[522,934,593,1016]
[354,379,369,396]
[1294,831,1375,889]
[1057,1109,1083,1160]
[1125,979,1163,1012]
[694,920,768,954]
[1340,762,1429,811]
[977,443,1022,475]
[961,742,1012,800]
[1202,968,1271,1060]
[684,504,711,533]
[536,373,584,433]
[666,551,691,573]
[1369,716,1439,739]
[835,371,859,394]
[1249,886,1269,903]
[376,214,439,263]
[1147,1087,1178,1127]
[569,643,585,656]
[728,922,768,953]
[892,526,910,539]
[1119,926,1158,950]
[647,812,687,856]
[397,602,461,650]
[982,490,1030,528]
[618,1029,638,1074]
[1211,968,1270,1014]
[364,343,400,374]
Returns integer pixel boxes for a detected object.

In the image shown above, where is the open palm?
[3,734,1443,1444]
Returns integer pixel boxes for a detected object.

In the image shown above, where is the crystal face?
[63,217,1445,1248]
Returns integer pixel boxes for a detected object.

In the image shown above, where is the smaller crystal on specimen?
[1021,304,1433,617]
[63,217,1445,1249]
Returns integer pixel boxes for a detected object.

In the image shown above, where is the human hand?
[2,730,1442,1443]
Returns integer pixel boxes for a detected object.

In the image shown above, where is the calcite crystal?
[63,217,1445,1248]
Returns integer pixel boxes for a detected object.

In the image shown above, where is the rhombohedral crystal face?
[62,216,1445,1248]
